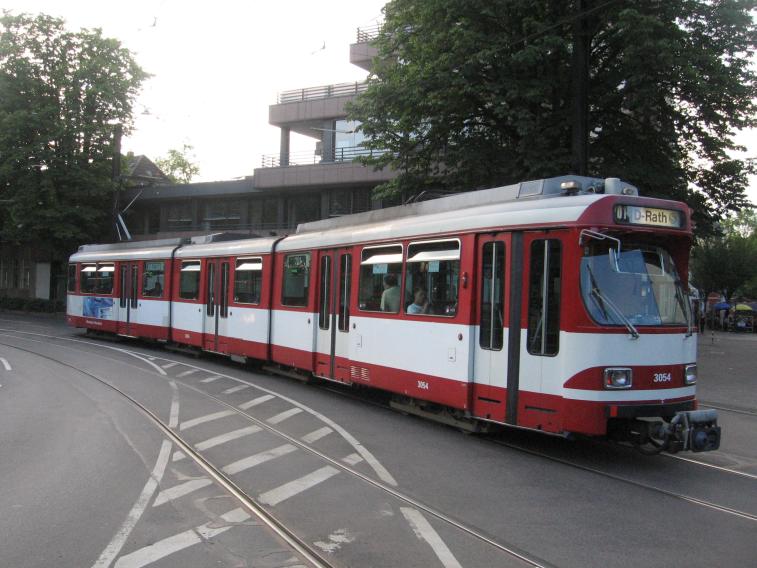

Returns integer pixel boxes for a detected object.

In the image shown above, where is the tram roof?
[278,192,604,252]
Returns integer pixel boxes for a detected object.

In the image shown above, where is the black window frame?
[281,253,311,307]
[527,239,562,357]
[179,260,201,300]
[233,257,263,305]
[479,241,506,350]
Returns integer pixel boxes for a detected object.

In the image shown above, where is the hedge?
[0,296,65,313]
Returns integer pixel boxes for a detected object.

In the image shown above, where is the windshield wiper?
[586,266,640,339]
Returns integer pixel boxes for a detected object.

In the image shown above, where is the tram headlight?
[603,368,632,389]
[684,364,697,385]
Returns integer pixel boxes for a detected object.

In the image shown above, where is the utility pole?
[111,124,122,241]
[571,0,590,176]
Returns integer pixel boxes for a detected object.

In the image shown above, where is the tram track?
[5,328,757,523]
[0,339,332,568]
[0,330,549,568]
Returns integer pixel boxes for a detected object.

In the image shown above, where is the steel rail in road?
[4,328,757,551]
[0,339,332,568]
[699,401,757,418]
[0,330,550,568]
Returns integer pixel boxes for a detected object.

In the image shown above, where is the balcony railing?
[260,145,385,168]
[277,81,368,104]
[356,23,382,43]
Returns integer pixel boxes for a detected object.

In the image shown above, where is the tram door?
[203,258,231,353]
[516,231,564,428]
[314,249,353,382]
[473,234,510,422]
[117,262,140,336]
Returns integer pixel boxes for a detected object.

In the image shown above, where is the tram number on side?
[653,372,672,383]
[417,380,430,390]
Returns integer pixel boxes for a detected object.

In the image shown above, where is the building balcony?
[253,148,394,191]
[259,145,383,168]
[270,82,367,131]
[350,23,380,70]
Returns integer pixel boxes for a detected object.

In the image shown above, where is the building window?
[405,240,460,317]
[142,261,165,297]
[147,206,161,234]
[167,203,193,230]
[290,196,320,226]
[358,244,403,313]
[234,257,262,304]
[203,201,242,229]
[329,189,352,216]
[179,261,201,300]
[0,259,9,288]
[333,119,367,161]
[260,198,279,228]
[282,253,310,307]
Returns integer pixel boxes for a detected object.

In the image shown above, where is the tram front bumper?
[654,409,721,453]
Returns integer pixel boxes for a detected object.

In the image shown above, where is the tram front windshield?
[580,240,690,327]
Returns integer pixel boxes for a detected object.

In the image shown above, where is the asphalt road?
[0,314,755,568]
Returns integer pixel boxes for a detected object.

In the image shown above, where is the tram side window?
[97,264,115,294]
[480,242,506,350]
[234,257,262,304]
[358,244,403,313]
[142,261,165,297]
[338,254,352,331]
[527,239,562,356]
[81,265,97,293]
[67,264,77,292]
[179,261,201,300]
[80,263,114,294]
[282,253,310,307]
[405,240,460,317]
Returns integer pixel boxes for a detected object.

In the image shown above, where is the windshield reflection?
[580,241,689,327]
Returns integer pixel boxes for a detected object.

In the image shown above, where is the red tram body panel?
[67,176,720,453]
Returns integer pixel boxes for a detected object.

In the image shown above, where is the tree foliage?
[691,209,757,301]
[155,144,200,184]
[350,0,757,234]
[0,12,147,248]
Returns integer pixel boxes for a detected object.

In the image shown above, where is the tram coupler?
[652,409,721,453]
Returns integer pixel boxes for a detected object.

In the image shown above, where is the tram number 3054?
[653,372,672,383]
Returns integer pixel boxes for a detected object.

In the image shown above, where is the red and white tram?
[67,175,721,453]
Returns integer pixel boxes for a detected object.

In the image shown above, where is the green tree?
[691,210,757,302]
[350,0,756,233]
[154,144,200,184]
[0,12,147,248]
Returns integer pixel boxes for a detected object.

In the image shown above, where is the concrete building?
[1,23,395,302]
[124,23,393,241]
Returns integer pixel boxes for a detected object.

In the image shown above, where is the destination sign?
[614,205,683,229]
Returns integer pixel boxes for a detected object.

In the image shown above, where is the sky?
[3,0,756,203]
